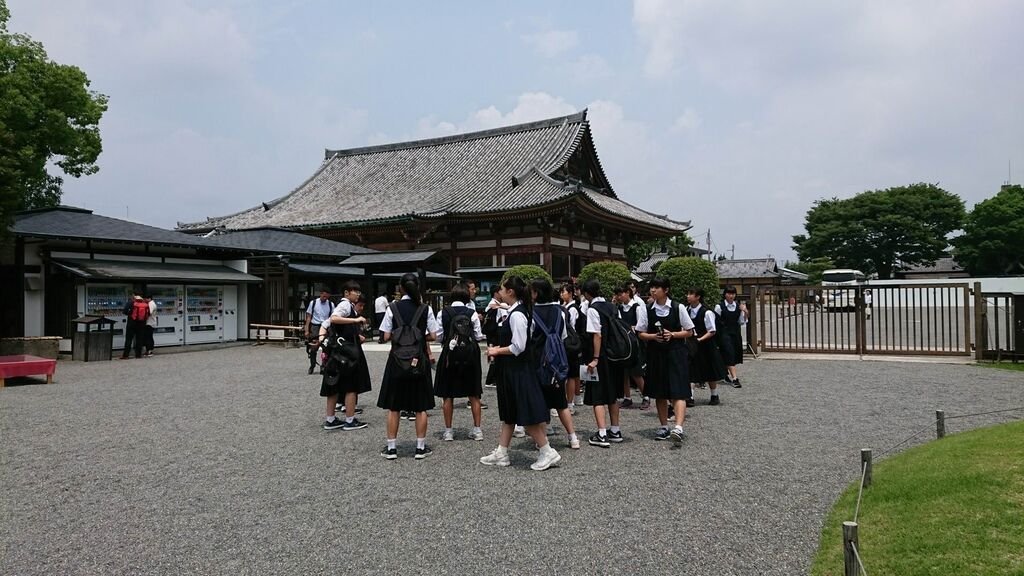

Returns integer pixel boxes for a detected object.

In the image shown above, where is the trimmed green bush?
[500,264,552,286]
[577,261,632,300]
[654,257,720,303]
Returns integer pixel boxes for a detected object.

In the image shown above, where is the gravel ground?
[2,346,1022,576]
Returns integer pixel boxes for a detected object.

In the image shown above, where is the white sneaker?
[442,430,454,442]
[531,446,562,471]
[513,426,526,438]
[470,429,484,441]
[569,436,581,449]
[480,448,510,467]
[573,395,584,406]
[568,403,577,415]
[546,425,557,436]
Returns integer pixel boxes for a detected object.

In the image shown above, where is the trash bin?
[72,316,116,362]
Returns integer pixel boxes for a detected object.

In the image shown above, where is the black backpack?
[444,307,477,370]
[321,326,360,381]
[481,306,500,343]
[389,301,428,377]
[593,302,638,364]
[562,306,582,356]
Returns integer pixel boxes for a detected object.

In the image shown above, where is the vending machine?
[85,284,133,350]
[148,285,184,347]
[185,286,223,344]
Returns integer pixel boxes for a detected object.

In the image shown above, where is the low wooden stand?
[249,324,305,347]
[0,355,57,387]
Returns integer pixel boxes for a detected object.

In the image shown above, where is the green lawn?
[978,361,1024,372]
[811,420,1024,576]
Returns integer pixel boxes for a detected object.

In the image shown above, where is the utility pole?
[730,244,735,260]
[706,229,712,261]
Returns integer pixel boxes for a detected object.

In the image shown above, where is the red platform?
[0,355,57,387]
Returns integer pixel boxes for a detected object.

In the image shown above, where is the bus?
[821,268,866,311]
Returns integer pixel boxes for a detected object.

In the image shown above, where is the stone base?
[0,337,62,360]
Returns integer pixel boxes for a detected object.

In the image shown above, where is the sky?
[9,0,1024,262]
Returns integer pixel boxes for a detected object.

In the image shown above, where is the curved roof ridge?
[325,110,588,160]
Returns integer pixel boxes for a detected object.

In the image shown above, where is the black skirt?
[583,358,618,407]
[376,353,436,412]
[644,342,691,400]
[433,344,483,398]
[719,330,743,366]
[541,380,569,411]
[690,339,727,383]
[495,355,550,426]
[319,346,372,397]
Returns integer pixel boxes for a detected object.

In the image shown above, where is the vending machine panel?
[148,285,184,346]
[185,286,223,344]
[85,284,133,349]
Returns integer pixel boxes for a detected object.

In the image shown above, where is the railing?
[976,292,1018,360]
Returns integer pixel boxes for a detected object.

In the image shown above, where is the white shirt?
[562,301,580,326]
[374,295,388,314]
[506,301,528,356]
[688,305,717,333]
[436,301,484,341]
[714,300,748,325]
[651,299,696,331]
[585,297,607,334]
[146,300,158,327]
[322,298,355,330]
[378,295,440,336]
[620,299,649,332]
[307,297,334,326]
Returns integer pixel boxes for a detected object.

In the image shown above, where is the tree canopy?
[577,261,632,300]
[625,232,695,269]
[953,185,1024,276]
[654,257,720,303]
[792,183,964,279]
[0,0,108,231]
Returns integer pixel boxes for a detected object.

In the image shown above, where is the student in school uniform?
[481,285,507,389]
[714,285,748,388]
[434,283,485,442]
[580,279,624,447]
[638,276,695,445]
[377,273,440,460]
[479,276,562,471]
[317,281,371,431]
[613,283,650,410]
[532,279,580,450]
[687,287,728,406]
[559,282,584,412]
[374,292,390,344]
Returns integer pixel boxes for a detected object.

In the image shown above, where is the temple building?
[179,111,690,289]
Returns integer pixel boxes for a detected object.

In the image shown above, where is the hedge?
[577,261,632,300]
[653,257,720,303]
[500,264,552,286]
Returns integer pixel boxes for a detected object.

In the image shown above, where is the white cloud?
[520,29,579,57]
[672,107,701,132]
[415,92,579,138]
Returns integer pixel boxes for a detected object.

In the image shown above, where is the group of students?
[313,272,747,471]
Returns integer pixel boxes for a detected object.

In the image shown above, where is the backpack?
[444,307,477,370]
[481,306,500,342]
[572,302,589,355]
[321,326,360,381]
[532,308,568,387]
[122,299,133,316]
[592,302,638,364]
[562,306,582,356]
[130,300,150,322]
[389,301,428,377]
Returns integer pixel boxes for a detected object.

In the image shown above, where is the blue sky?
[10,0,1024,261]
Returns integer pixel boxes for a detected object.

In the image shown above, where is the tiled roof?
[14,206,214,249]
[51,258,261,283]
[899,257,964,274]
[716,258,781,279]
[178,111,688,235]
[199,228,375,257]
[340,251,438,265]
[635,252,671,275]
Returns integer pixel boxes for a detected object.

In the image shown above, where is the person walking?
[639,276,695,445]
[714,286,747,388]
[304,286,335,374]
[687,287,728,405]
[532,279,580,450]
[580,279,624,447]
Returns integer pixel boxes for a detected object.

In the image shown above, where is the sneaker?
[654,429,671,441]
[588,432,610,448]
[380,447,398,460]
[619,398,634,409]
[470,429,484,441]
[480,402,488,409]
[442,430,454,442]
[336,404,364,415]
[480,448,511,467]
[484,382,498,389]
[670,428,686,446]
[732,379,742,389]
[513,426,526,438]
[546,425,557,436]
[414,446,432,460]
[400,410,416,420]
[685,398,695,408]
[341,419,367,431]
[573,395,584,406]
[569,436,581,449]
[568,403,577,415]
[308,366,315,375]
[322,419,345,431]
[607,430,624,443]
[695,382,707,389]
[639,398,651,411]
[530,447,562,471]
[709,395,721,406]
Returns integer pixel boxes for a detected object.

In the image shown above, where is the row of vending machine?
[82,284,239,350]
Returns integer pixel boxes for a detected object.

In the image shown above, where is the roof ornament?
[511,175,519,188]
[262,202,271,212]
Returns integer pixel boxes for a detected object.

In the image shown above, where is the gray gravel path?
[2,346,1021,576]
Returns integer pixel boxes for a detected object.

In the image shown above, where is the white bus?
[821,268,866,311]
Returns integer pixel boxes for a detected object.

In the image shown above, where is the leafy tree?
[625,232,695,269]
[500,264,552,286]
[792,183,964,279]
[0,0,108,231]
[577,261,632,300]
[784,257,835,285]
[953,185,1024,275]
[654,257,719,303]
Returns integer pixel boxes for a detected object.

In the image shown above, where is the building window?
[503,253,540,266]
[458,254,493,269]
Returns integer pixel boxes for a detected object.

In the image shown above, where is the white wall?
[23,244,44,337]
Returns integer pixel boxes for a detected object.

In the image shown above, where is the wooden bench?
[249,324,305,347]
[0,354,57,387]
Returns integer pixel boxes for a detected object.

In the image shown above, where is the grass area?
[811,420,1024,576]
[978,361,1024,372]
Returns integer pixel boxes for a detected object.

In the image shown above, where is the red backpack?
[130,300,150,322]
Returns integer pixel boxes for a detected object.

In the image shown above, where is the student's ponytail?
[401,273,421,305]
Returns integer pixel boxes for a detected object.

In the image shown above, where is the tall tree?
[953,185,1024,276]
[625,232,695,269]
[792,183,965,279]
[0,0,108,231]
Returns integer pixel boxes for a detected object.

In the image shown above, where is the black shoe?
[337,404,364,415]
[654,429,671,441]
[322,419,344,431]
[342,419,367,431]
[308,366,315,375]
[732,379,742,388]
[607,430,624,443]
[405,411,417,421]
[414,446,432,460]
[380,447,398,460]
[709,395,721,406]
[685,398,695,408]
[588,432,610,448]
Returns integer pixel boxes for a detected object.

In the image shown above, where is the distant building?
[715,258,808,294]
[633,247,711,278]
[894,257,969,280]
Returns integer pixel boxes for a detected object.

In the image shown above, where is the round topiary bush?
[654,257,720,303]
[576,261,632,300]
[500,264,552,285]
